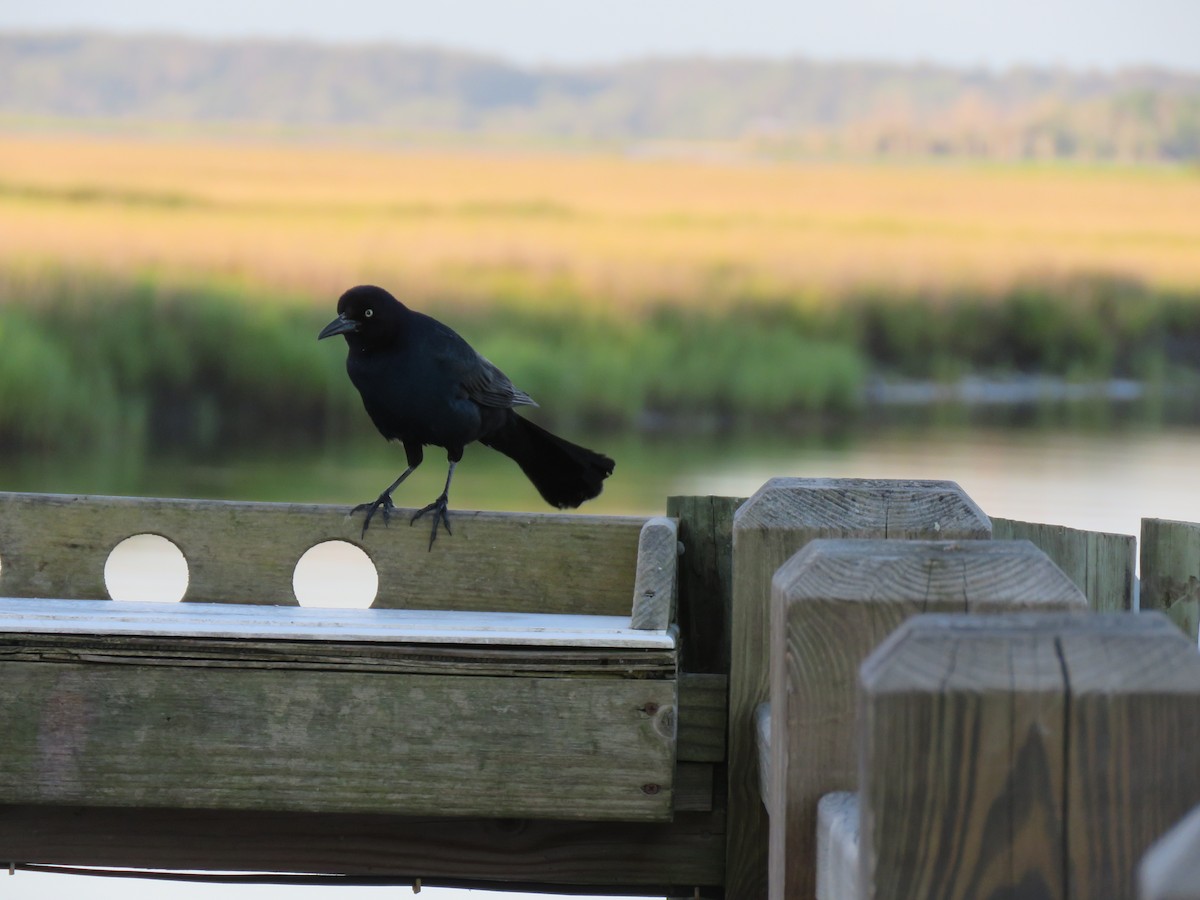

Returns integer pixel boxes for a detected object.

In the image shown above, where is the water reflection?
[4,417,1198,541]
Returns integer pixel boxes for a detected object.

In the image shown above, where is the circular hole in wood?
[104,534,189,602]
[293,541,378,609]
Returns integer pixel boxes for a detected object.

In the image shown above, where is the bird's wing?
[463,354,539,409]
[426,319,538,409]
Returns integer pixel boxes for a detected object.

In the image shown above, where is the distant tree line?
[2,31,1198,160]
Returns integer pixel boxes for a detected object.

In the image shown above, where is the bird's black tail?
[481,413,614,509]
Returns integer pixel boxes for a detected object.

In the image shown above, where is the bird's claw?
[411,493,452,551]
[350,493,396,538]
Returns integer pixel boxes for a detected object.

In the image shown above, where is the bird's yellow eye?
[364,309,374,318]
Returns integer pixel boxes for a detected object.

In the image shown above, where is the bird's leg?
[351,465,416,538]
[411,460,456,551]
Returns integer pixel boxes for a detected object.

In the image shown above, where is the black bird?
[318,285,615,547]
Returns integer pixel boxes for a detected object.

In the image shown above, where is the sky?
[0,0,1197,71]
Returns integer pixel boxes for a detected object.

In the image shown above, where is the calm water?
[5,418,1200,900]
[5,419,1199,538]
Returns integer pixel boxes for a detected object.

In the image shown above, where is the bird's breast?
[347,351,481,449]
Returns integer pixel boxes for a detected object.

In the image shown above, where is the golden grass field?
[2,134,1200,311]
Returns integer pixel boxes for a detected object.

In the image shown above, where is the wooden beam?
[1141,518,1200,641]
[859,613,1200,900]
[0,599,676,649]
[1140,803,1200,900]
[0,491,644,615]
[631,516,680,630]
[727,478,991,900]
[990,517,1135,611]
[769,538,1086,900]
[0,805,726,892]
[0,631,676,821]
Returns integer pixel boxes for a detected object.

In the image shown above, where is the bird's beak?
[318,314,358,340]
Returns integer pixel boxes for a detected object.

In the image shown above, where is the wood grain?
[1140,518,1200,641]
[770,539,1086,900]
[727,478,991,900]
[859,613,1200,900]
[991,516,1135,611]
[0,491,645,615]
[631,516,680,630]
[0,631,677,678]
[861,616,1074,900]
[0,642,676,821]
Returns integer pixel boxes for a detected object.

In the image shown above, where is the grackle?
[319,285,615,548]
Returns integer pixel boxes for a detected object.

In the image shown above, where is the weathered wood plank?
[0,805,726,890]
[0,662,676,821]
[991,516,1135,611]
[0,491,645,615]
[1141,518,1200,641]
[728,478,991,900]
[0,598,674,649]
[816,792,859,900]
[631,516,680,630]
[859,613,1200,900]
[667,494,743,674]
[1140,803,1200,900]
[770,539,1085,900]
[0,632,676,678]
[678,672,728,763]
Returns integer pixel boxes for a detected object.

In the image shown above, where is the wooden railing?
[0,491,728,897]
[3,482,1199,899]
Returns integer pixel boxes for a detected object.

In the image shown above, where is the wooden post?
[769,539,1087,900]
[991,517,1135,611]
[667,494,744,675]
[1141,518,1200,641]
[1140,804,1200,900]
[860,613,1200,900]
[727,478,991,899]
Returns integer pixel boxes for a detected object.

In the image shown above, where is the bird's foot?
[350,493,396,538]
[411,493,452,551]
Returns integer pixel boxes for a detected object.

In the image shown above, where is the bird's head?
[318,285,404,346]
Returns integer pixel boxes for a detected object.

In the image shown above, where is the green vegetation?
[3,268,1198,453]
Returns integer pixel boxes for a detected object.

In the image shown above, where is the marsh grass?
[2,136,1200,450]
[3,265,1199,452]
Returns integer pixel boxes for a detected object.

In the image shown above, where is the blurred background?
[1,1,1199,897]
